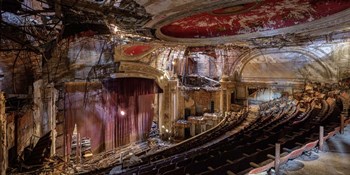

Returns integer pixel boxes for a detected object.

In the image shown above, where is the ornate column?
[220,75,229,113]
[158,78,171,140]
[33,80,43,139]
[220,83,225,113]
[226,81,233,112]
[169,77,178,136]
[158,93,164,136]
[190,122,196,137]
[0,92,7,175]
[47,84,58,157]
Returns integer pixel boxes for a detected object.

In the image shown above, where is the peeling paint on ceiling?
[160,0,350,38]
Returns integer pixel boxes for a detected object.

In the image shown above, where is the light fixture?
[110,73,118,79]
[165,129,169,133]
[120,110,126,116]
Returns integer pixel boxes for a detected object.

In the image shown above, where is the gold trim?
[208,1,261,16]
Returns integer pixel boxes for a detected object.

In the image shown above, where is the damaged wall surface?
[0,0,350,174]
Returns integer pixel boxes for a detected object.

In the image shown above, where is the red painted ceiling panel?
[160,0,350,38]
[123,45,153,56]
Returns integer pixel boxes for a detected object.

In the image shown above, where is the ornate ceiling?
[137,0,350,44]
[1,0,350,94]
[160,0,350,38]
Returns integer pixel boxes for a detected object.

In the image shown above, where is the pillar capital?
[168,79,178,92]
[168,77,179,138]
[220,75,231,90]
[220,75,230,82]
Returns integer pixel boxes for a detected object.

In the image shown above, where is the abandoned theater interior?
[1,0,350,174]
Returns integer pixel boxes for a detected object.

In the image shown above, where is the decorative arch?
[113,62,168,89]
[112,61,170,137]
[232,48,334,81]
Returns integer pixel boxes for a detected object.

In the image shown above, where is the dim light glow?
[114,26,120,33]
[120,110,126,116]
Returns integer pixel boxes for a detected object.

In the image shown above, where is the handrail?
[248,118,350,174]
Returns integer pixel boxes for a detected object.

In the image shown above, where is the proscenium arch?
[115,61,168,90]
[233,48,333,81]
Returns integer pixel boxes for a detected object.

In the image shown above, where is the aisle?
[284,125,350,175]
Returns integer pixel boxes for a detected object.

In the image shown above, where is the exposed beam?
[0,21,48,42]
[0,48,36,52]
[17,9,55,15]
[0,34,42,54]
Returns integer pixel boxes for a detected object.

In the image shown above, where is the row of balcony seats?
[117,85,346,175]
[132,109,249,165]
[119,109,249,174]
[196,93,341,175]
[120,97,296,172]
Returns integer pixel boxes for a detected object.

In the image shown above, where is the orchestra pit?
[1,0,350,175]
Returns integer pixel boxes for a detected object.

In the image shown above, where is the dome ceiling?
[153,0,350,41]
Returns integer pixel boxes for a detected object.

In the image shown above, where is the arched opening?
[239,51,332,83]
[64,78,163,155]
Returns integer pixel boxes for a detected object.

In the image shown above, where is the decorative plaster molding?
[153,7,350,45]
[114,43,159,62]
[233,47,334,81]
[118,62,167,89]
[146,0,256,28]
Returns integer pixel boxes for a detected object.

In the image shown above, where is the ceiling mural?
[160,0,350,38]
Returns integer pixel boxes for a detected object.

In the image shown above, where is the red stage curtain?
[65,78,162,155]
[103,78,162,147]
